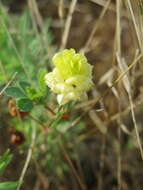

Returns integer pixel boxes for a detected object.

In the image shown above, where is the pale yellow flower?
[45,49,93,104]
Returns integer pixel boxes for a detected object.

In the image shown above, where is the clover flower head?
[45,49,93,105]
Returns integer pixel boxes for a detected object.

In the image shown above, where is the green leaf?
[26,87,44,102]
[18,81,31,95]
[17,98,33,112]
[26,87,37,100]
[0,181,19,190]
[27,87,42,100]
[0,150,12,174]
[38,70,47,92]
[18,81,30,92]
[5,87,26,98]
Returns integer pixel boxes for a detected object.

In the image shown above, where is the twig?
[127,0,143,51]
[58,0,64,19]
[60,141,86,190]
[117,121,122,190]
[128,94,143,160]
[17,124,36,190]
[90,0,115,11]
[29,114,48,128]
[116,0,122,188]
[45,105,56,115]
[89,0,128,18]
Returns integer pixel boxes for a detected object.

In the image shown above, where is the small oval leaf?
[5,87,26,98]
[17,98,33,112]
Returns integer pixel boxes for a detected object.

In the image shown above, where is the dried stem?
[17,124,36,190]
[0,72,17,97]
[60,0,77,50]
[60,141,87,190]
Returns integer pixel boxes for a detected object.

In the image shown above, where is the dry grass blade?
[0,72,17,97]
[82,0,111,53]
[117,55,143,160]
[126,0,143,51]
[108,95,143,124]
[98,68,114,85]
[116,1,122,189]
[88,110,107,134]
[58,0,64,19]
[90,0,115,11]
[90,0,128,17]
[60,142,87,190]
[75,50,143,110]
[60,0,77,50]
[17,124,36,190]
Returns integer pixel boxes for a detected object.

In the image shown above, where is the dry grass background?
[1,0,143,190]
